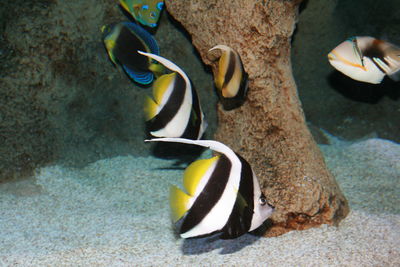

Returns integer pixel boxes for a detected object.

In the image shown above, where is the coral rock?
[166,0,349,236]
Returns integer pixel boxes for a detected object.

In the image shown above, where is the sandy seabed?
[1,137,399,266]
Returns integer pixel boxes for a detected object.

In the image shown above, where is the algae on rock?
[166,0,349,236]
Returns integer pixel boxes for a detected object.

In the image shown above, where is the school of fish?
[101,1,399,241]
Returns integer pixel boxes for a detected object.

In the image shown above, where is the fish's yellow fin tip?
[143,96,158,121]
[183,156,219,196]
[149,63,165,76]
[170,185,191,222]
[153,73,176,104]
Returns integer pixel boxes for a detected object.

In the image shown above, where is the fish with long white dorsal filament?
[145,137,275,239]
[140,51,207,140]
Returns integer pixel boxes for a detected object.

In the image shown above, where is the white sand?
[1,137,399,266]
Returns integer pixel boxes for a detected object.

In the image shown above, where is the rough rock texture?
[166,0,349,236]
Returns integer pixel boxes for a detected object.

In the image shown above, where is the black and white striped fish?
[209,45,249,110]
[328,36,400,84]
[145,137,274,239]
[140,51,207,140]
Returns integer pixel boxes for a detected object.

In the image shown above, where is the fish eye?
[157,2,164,10]
[259,196,267,206]
[142,5,149,10]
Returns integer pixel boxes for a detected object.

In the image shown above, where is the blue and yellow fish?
[102,22,164,85]
[119,0,164,28]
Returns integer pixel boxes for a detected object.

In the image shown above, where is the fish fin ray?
[170,185,191,222]
[373,57,391,73]
[143,95,159,121]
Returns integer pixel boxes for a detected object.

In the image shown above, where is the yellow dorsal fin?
[143,95,159,121]
[183,156,219,196]
[153,73,176,104]
[170,185,191,222]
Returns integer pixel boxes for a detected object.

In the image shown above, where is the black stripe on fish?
[223,50,236,89]
[180,82,203,139]
[220,154,254,239]
[146,74,186,132]
[113,25,150,72]
[363,41,389,74]
[220,71,249,111]
[180,155,232,235]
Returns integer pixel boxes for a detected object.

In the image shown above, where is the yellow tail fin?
[169,185,191,222]
[143,95,159,121]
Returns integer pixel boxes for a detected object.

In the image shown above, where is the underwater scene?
[0,0,399,266]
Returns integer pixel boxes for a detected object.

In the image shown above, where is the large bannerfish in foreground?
[119,0,164,28]
[208,45,249,110]
[102,22,163,85]
[140,51,207,140]
[145,137,275,239]
[328,36,400,84]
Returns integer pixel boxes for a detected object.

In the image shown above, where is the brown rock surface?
[166,0,349,236]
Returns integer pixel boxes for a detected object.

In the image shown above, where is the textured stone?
[166,0,349,236]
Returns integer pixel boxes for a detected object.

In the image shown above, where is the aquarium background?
[293,0,400,143]
[0,0,399,265]
[0,0,399,181]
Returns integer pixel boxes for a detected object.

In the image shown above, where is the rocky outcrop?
[166,0,349,236]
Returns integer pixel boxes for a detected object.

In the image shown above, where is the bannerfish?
[328,36,400,84]
[139,51,207,140]
[208,45,249,110]
[145,137,275,239]
[102,22,164,85]
[119,0,164,28]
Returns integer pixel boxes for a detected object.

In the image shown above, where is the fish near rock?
[119,0,164,28]
[102,22,164,85]
[139,51,207,140]
[208,45,249,110]
[145,137,275,239]
[328,36,400,84]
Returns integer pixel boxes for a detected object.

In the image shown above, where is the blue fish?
[119,0,164,28]
[102,22,163,85]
